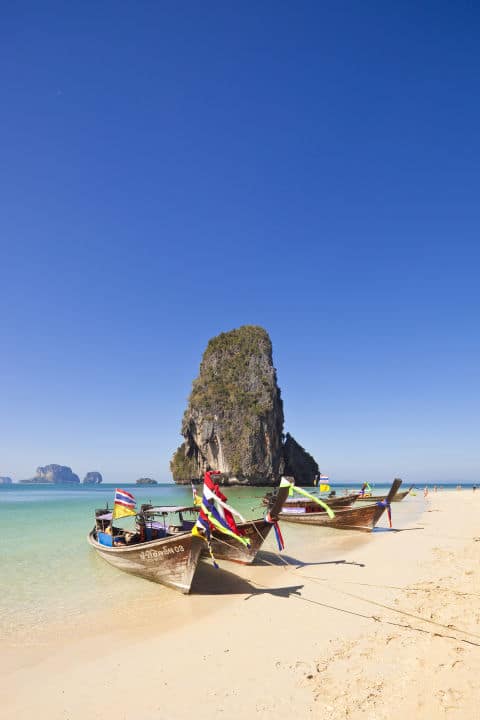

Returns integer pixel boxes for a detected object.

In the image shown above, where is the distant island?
[170,325,320,486]
[20,464,81,484]
[83,471,103,485]
[0,476,13,485]
[136,477,158,485]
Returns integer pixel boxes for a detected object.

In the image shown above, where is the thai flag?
[192,471,250,566]
[202,471,242,534]
[114,488,136,510]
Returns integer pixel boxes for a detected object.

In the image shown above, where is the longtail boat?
[87,505,203,594]
[263,491,359,510]
[392,486,413,501]
[136,477,291,567]
[355,482,413,503]
[209,481,291,564]
[277,479,402,532]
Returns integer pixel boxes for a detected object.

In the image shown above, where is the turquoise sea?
[0,482,459,641]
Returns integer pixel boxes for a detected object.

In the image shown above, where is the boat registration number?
[140,545,185,561]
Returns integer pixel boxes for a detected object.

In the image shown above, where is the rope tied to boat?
[377,499,392,527]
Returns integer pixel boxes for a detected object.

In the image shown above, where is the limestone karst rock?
[282,433,320,487]
[83,471,103,485]
[20,464,81,484]
[170,325,320,486]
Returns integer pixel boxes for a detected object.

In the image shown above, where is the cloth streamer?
[265,510,285,551]
[377,499,392,527]
[192,471,250,568]
[288,485,335,519]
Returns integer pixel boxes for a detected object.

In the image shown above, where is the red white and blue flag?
[192,471,250,567]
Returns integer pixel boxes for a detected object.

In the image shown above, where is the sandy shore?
[1,491,479,719]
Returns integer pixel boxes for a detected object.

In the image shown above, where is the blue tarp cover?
[98,531,113,546]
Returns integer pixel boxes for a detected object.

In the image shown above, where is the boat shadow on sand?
[255,551,366,569]
[373,526,425,534]
[191,562,303,599]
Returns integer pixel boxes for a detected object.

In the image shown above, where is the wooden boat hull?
[87,530,203,593]
[207,481,292,564]
[391,488,412,502]
[329,492,360,507]
[355,485,412,503]
[262,493,359,510]
[277,492,359,510]
[279,479,403,532]
[278,502,384,532]
[209,519,273,564]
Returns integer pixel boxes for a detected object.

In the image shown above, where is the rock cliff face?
[0,476,13,484]
[171,325,319,486]
[83,471,103,485]
[21,465,81,484]
[282,433,319,487]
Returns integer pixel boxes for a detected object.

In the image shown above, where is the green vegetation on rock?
[189,326,274,418]
[169,443,200,481]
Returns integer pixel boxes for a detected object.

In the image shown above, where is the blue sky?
[1,2,479,483]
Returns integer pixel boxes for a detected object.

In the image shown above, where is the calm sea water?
[0,482,455,640]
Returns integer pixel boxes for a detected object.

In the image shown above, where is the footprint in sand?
[438,688,463,710]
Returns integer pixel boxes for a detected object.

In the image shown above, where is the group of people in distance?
[423,484,477,496]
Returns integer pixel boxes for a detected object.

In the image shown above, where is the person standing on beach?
[424,486,429,497]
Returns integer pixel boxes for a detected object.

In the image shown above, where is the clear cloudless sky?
[1,1,479,484]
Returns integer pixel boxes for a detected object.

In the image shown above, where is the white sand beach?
[2,491,479,719]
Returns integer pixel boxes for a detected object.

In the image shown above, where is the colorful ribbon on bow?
[377,499,392,527]
[192,471,250,568]
[192,520,219,568]
[265,510,285,551]
[360,482,372,497]
[288,485,335,519]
